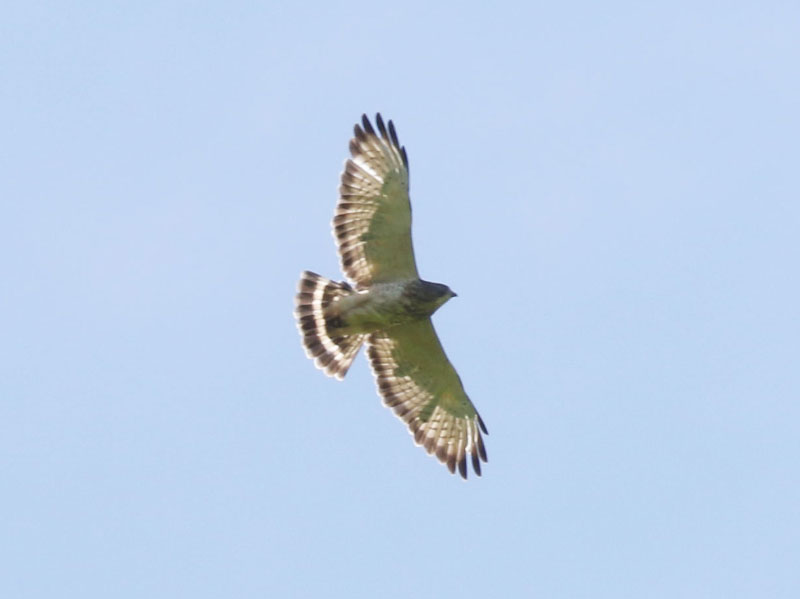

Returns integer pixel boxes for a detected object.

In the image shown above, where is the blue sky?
[2,1,799,597]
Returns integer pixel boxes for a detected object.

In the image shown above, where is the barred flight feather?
[367,328,488,479]
[334,114,413,289]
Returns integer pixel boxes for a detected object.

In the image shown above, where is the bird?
[294,114,487,479]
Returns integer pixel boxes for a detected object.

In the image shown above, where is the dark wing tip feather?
[375,113,386,138]
[353,123,365,141]
[388,119,400,148]
[477,435,488,462]
[446,453,457,475]
[472,451,482,476]
[478,414,488,435]
[361,114,375,135]
[458,456,467,479]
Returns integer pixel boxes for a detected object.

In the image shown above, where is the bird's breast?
[332,281,427,334]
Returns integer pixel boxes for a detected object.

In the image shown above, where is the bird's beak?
[451,291,458,298]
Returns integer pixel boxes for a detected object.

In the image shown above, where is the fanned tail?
[294,271,365,380]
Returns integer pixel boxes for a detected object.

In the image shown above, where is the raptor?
[294,114,487,478]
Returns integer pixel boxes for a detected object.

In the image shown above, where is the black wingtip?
[375,113,387,139]
[478,413,488,435]
[458,456,467,479]
[362,113,375,135]
[388,119,400,148]
[471,451,482,476]
[477,435,488,463]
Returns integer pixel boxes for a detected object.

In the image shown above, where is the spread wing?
[367,318,488,479]
[334,114,418,289]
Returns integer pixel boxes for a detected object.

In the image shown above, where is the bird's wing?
[334,114,418,289]
[367,318,488,478]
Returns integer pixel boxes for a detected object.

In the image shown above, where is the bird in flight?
[294,114,487,478]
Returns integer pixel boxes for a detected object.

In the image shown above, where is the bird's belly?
[332,282,420,334]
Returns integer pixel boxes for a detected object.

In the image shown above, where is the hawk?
[294,114,488,478]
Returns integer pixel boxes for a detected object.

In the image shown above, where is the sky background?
[2,1,799,597]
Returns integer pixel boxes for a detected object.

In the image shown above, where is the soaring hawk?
[294,114,488,478]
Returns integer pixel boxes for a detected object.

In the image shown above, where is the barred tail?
[294,271,366,380]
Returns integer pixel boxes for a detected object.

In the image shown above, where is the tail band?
[294,271,365,379]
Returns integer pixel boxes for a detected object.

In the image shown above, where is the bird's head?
[416,280,457,313]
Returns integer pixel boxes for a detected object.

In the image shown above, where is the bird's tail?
[294,271,366,380]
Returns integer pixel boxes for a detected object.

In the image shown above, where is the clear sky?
[2,1,799,597]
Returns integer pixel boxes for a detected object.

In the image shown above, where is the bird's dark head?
[435,282,457,298]
[409,280,457,315]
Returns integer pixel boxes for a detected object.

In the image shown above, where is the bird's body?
[294,114,487,478]
[327,280,454,335]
